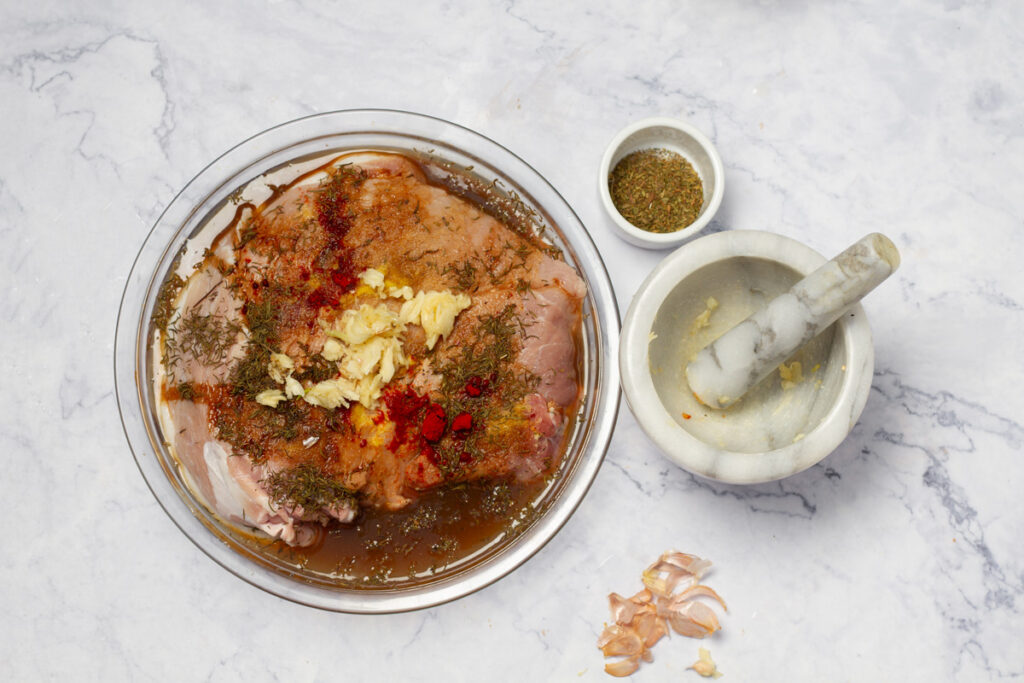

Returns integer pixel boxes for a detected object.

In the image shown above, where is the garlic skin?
[597,551,727,677]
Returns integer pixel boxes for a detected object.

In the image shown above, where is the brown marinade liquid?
[267,478,544,585]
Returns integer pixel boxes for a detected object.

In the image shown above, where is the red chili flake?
[682,413,692,420]
[451,411,473,433]
[315,181,354,237]
[384,387,428,422]
[382,387,429,451]
[359,439,368,448]
[459,452,473,464]
[299,268,311,281]
[420,403,447,443]
[308,287,338,308]
[465,375,484,397]
[331,271,358,290]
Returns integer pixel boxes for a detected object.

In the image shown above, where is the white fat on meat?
[163,396,323,547]
[166,405,356,547]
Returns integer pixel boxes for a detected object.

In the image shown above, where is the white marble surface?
[2,0,1022,680]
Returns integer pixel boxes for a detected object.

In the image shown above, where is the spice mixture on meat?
[154,151,585,583]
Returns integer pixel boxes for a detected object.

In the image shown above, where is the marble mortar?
[620,230,875,484]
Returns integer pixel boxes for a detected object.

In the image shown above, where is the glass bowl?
[114,109,620,613]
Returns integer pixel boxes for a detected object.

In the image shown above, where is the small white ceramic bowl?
[619,231,874,484]
[599,117,725,250]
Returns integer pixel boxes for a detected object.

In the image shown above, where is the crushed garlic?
[779,361,803,390]
[691,296,719,333]
[255,389,287,408]
[257,268,471,411]
[690,647,722,678]
[267,353,295,384]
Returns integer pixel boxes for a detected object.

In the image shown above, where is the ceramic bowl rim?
[598,117,725,250]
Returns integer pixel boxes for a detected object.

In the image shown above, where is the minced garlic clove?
[358,267,386,294]
[255,389,287,408]
[267,353,295,384]
[284,376,305,399]
[303,378,359,410]
[399,290,471,349]
[331,304,402,345]
[387,285,414,300]
[321,337,344,362]
[690,647,722,678]
[691,296,720,333]
[307,286,471,410]
[779,361,803,390]
[421,291,471,349]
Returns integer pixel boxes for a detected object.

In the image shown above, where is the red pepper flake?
[382,387,430,451]
[682,413,692,420]
[315,177,354,237]
[359,439,368,448]
[308,287,338,308]
[451,411,473,433]
[465,375,484,397]
[459,452,473,463]
[420,403,447,443]
[331,271,358,290]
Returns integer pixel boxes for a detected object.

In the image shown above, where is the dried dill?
[437,305,533,399]
[429,305,541,473]
[477,482,514,518]
[293,353,335,384]
[164,309,241,381]
[228,298,279,398]
[237,223,257,248]
[243,298,279,346]
[609,148,703,233]
[229,346,274,399]
[444,261,478,291]
[271,400,305,441]
[264,464,356,511]
[176,381,197,401]
[152,274,185,331]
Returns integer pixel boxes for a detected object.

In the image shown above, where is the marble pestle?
[685,233,900,409]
